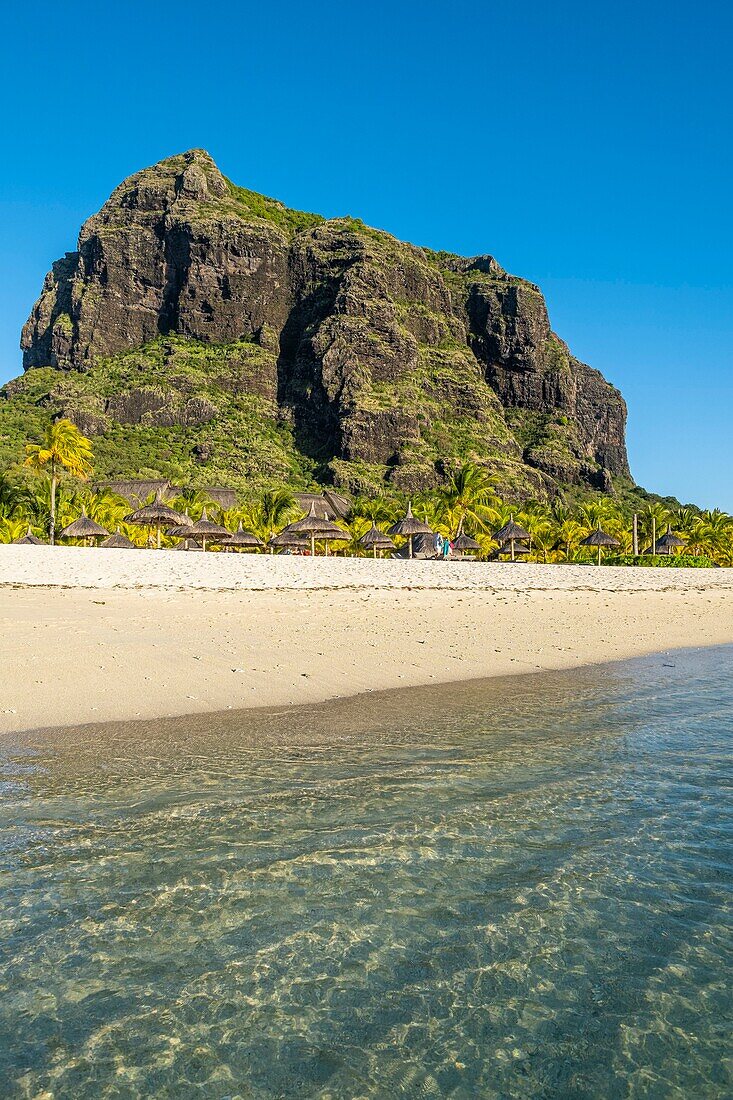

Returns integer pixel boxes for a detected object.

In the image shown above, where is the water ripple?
[0,648,731,1097]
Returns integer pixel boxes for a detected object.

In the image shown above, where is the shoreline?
[2,547,733,736]
[9,642,733,746]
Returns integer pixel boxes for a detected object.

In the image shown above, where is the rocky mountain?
[3,149,630,497]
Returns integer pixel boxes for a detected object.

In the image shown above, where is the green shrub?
[605,554,717,568]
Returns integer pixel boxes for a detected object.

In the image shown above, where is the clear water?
[1,648,731,1099]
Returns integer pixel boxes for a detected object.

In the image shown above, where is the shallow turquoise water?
[0,647,731,1098]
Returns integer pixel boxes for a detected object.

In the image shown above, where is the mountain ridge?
[5,149,630,498]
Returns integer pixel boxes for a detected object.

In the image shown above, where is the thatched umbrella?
[59,509,110,546]
[124,491,190,549]
[101,527,136,549]
[580,526,621,566]
[166,510,192,539]
[493,515,531,562]
[225,523,264,551]
[653,527,686,556]
[359,524,396,559]
[184,508,231,552]
[168,511,196,552]
[453,532,481,554]
[388,503,433,559]
[12,527,44,545]
[269,529,309,552]
[310,528,350,556]
[286,502,349,555]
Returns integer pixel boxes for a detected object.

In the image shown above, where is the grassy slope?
[1,338,319,492]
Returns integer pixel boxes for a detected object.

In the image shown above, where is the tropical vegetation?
[2,427,731,565]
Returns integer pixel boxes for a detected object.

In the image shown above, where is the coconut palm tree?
[578,500,619,531]
[171,487,218,519]
[0,474,34,522]
[0,516,32,544]
[242,488,298,545]
[557,518,586,561]
[438,462,501,537]
[692,510,732,563]
[24,420,93,544]
[526,517,556,563]
[351,495,399,525]
[638,502,671,551]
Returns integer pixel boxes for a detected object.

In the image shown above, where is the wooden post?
[632,513,638,557]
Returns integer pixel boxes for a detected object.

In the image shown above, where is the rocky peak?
[15,151,631,495]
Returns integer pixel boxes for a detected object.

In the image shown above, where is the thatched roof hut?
[269,530,309,551]
[202,487,237,511]
[124,492,189,526]
[100,527,136,549]
[59,509,109,542]
[653,527,686,555]
[580,526,620,565]
[581,527,620,547]
[293,491,351,520]
[388,503,433,538]
[99,479,175,504]
[98,480,238,512]
[167,511,193,539]
[359,524,395,557]
[12,527,43,545]
[393,532,439,559]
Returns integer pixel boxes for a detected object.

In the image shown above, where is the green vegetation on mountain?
[5,147,630,502]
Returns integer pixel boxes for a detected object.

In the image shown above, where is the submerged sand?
[1,545,732,735]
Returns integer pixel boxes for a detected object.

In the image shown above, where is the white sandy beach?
[1,545,732,735]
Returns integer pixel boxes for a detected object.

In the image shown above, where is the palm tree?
[24,420,93,544]
[526,517,555,563]
[692,510,732,563]
[578,500,619,531]
[0,474,35,522]
[171,487,218,519]
[438,462,501,537]
[351,495,399,525]
[241,488,298,545]
[638,502,671,552]
[557,518,585,561]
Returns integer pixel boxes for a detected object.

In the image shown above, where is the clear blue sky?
[1,1,731,509]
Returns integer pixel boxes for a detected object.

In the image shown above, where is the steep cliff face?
[11,149,630,496]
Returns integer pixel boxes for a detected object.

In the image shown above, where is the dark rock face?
[22,152,291,370]
[20,149,631,492]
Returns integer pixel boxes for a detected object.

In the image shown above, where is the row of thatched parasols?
[491,515,622,564]
[492,515,685,563]
[11,490,687,563]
